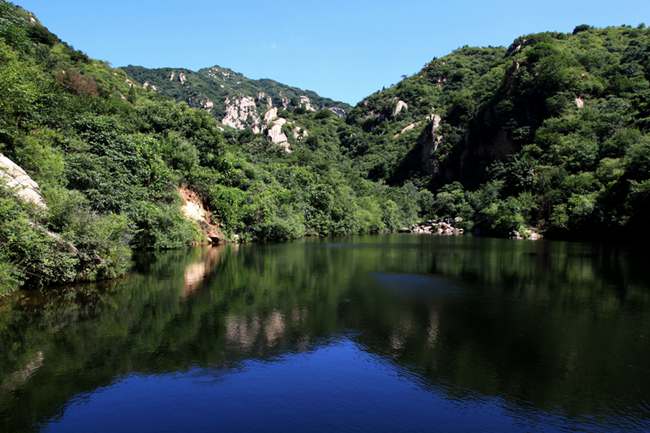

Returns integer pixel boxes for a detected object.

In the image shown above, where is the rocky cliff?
[0,154,46,209]
[123,65,350,138]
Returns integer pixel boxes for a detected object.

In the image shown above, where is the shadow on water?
[0,235,649,432]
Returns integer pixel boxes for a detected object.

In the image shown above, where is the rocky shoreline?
[402,220,544,241]
[401,220,465,236]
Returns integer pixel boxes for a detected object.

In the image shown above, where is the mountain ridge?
[122,64,350,134]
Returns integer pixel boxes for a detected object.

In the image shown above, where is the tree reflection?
[0,236,649,432]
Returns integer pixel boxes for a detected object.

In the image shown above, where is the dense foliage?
[2,0,649,294]
[348,27,650,239]
[0,1,420,294]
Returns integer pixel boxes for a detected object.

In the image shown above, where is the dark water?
[1,235,650,433]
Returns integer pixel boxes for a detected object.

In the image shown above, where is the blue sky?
[14,0,650,104]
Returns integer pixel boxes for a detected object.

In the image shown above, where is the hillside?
[2,0,649,295]
[0,1,421,294]
[347,26,650,239]
[123,65,350,131]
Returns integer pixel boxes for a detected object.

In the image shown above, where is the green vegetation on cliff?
[1,0,649,294]
[122,65,350,121]
[0,1,420,294]
[348,26,650,239]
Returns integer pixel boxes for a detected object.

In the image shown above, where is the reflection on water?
[0,236,649,433]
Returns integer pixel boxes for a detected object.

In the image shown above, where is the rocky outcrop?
[263,107,278,124]
[143,81,158,91]
[222,96,262,133]
[178,186,224,244]
[404,220,464,236]
[510,227,543,241]
[428,113,443,152]
[267,118,290,151]
[299,95,316,112]
[257,92,273,109]
[0,154,47,209]
[168,71,187,85]
[393,100,408,117]
[293,126,309,141]
[201,99,214,111]
[394,122,420,139]
[328,106,347,118]
[575,96,585,109]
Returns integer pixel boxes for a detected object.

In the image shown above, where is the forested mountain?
[347,26,650,239]
[1,0,649,295]
[123,65,349,129]
[0,1,421,294]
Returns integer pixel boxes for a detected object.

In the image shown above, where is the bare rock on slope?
[0,153,47,209]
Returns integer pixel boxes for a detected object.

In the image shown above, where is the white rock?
[0,154,47,209]
[394,122,420,139]
[299,96,316,112]
[293,126,309,141]
[264,107,278,124]
[267,118,290,151]
[202,99,214,111]
[222,96,261,132]
[575,97,585,109]
[328,107,347,118]
[393,100,408,117]
[429,113,443,151]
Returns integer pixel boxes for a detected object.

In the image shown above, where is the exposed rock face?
[201,99,214,111]
[328,106,347,118]
[257,92,273,109]
[293,126,309,141]
[267,118,290,151]
[222,96,261,133]
[263,107,278,124]
[178,186,224,244]
[429,113,443,152]
[0,154,47,209]
[168,71,187,85]
[393,100,408,117]
[299,95,316,112]
[143,81,158,91]
[394,122,420,139]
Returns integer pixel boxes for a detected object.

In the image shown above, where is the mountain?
[0,0,420,294]
[1,0,649,295]
[346,26,650,239]
[122,65,350,132]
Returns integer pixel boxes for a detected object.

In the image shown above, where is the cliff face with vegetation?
[123,65,349,133]
[0,1,421,294]
[1,0,649,295]
[347,26,650,239]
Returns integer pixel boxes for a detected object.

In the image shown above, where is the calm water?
[1,235,650,433]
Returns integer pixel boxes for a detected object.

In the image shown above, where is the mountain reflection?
[1,236,649,432]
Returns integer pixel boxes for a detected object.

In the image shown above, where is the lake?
[1,235,649,433]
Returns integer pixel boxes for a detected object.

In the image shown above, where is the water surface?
[1,235,649,432]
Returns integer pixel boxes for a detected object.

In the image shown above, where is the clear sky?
[13,0,650,104]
